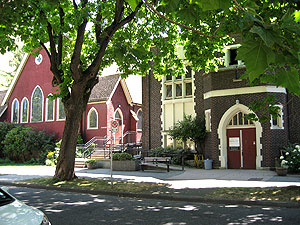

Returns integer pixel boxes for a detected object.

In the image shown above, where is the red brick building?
[0,50,142,145]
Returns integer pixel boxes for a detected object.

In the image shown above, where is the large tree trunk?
[54,81,92,180]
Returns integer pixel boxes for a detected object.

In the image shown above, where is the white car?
[0,186,51,225]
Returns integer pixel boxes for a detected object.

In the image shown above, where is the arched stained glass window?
[88,108,98,129]
[57,98,66,120]
[11,99,19,123]
[21,98,28,123]
[137,110,142,130]
[227,111,254,127]
[46,97,54,121]
[31,86,43,122]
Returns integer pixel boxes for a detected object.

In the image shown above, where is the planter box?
[276,167,288,176]
[112,160,140,171]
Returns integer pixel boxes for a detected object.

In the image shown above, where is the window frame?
[205,109,211,132]
[11,98,19,124]
[30,85,44,123]
[45,96,55,122]
[137,109,142,131]
[57,98,66,121]
[87,107,98,129]
[20,97,29,123]
[270,104,284,130]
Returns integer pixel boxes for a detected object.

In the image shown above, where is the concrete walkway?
[1,166,299,189]
[1,166,300,207]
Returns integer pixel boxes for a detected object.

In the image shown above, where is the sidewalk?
[0,166,300,207]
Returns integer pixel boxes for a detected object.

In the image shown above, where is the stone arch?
[217,103,263,169]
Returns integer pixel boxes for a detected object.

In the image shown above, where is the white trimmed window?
[11,98,19,123]
[46,97,55,121]
[224,44,243,68]
[21,97,29,123]
[57,98,66,121]
[137,109,142,130]
[270,105,284,129]
[87,107,98,129]
[163,66,194,100]
[31,86,43,122]
[205,109,211,132]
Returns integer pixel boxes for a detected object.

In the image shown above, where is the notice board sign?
[229,137,240,151]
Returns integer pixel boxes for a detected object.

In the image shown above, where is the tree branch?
[95,5,102,44]
[70,0,88,81]
[58,7,64,66]
[114,0,124,23]
[85,1,143,78]
[143,0,221,39]
[73,0,78,9]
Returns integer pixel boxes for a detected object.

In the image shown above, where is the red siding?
[6,50,65,139]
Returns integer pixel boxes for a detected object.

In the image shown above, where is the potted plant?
[85,159,97,169]
[112,152,139,171]
[275,157,288,176]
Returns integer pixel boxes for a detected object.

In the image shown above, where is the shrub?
[85,159,96,164]
[112,152,133,161]
[281,143,300,173]
[0,122,18,156]
[150,147,195,165]
[2,126,55,163]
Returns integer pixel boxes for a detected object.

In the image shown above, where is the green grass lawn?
[21,177,300,202]
[21,177,166,193]
[206,186,300,202]
[0,163,50,168]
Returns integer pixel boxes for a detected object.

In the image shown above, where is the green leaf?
[275,68,300,96]
[250,26,277,48]
[237,40,274,82]
[294,10,300,23]
[125,0,139,10]
[193,0,230,11]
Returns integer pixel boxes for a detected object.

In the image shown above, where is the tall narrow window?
[21,98,28,123]
[88,107,98,129]
[11,98,19,123]
[31,86,43,122]
[137,110,142,130]
[270,105,284,129]
[46,97,55,121]
[205,109,211,132]
[57,98,66,120]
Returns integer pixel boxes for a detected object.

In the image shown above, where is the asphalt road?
[7,186,300,225]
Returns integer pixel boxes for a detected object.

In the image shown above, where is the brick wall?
[142,72,162,149]
[195,68,289,168]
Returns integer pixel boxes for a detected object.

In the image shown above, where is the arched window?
[46,96,55,121]
[21,97,29,123]
[57,98,66,120]
[227,111,254,127]
[31,86,43,122]
[11,98,19,123]
[115,109,122,120]
[88,107,98,129]
[137,110,142,130]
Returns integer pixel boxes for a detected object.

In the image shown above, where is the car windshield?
[0,188,14,206]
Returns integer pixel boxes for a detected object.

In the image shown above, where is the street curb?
[1,181,300,208]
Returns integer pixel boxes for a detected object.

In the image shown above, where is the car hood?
[0,199,43,225]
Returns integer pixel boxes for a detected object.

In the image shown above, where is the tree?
[168,115,206,155]
[0,0,300,180]
[0,44,25,87]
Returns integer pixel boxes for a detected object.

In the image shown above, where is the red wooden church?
[0,50,142,148]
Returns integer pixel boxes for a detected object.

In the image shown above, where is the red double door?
[227,128,256,169]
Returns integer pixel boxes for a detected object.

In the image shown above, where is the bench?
[141,157,171,172]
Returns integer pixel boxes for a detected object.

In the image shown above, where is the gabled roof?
[89,74,121,102]
[0,52,140,107]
